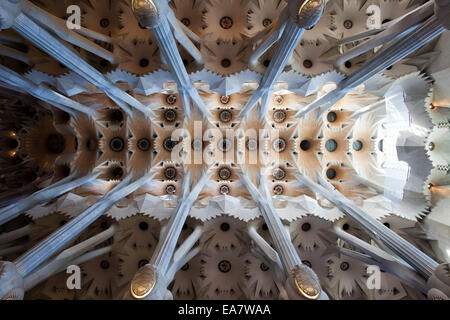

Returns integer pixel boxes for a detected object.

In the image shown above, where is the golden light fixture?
[297,0,324,16]
[294,0,325,29]
[291,264,321,300]
[131,0,159,27]
[130,264,158,299]
[132,0,158,15]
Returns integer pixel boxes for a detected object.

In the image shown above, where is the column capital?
[285,264,322,300]
[286,0,325,30]
[129,264,168,300]
[132,0,165,28]
[130,264,158,299]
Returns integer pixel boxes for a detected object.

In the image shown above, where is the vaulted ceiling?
[0,0,449,300]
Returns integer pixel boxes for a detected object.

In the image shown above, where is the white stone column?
[128,171,211,300]
[239,172,328,300]
[296,15,446,118]
[239,20,305,119]
[132,0,210,118]
[0,172,100,226]
[23,226,115,292]
[0,64,96,117]
[13,172,155,277]
[11,13,153,117]
[21,0,116,63]
[296,173,439,279]
[239,0,326,119]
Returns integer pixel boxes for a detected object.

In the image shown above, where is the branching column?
[0,1,153,117]
[14,173,155,276]
[131,0,210,118]
[0,172,155,300]
[296,174,439,278]
[239,172,328,300]
[0,64,96,117]
[239,0,326,119]
[24,226,115,293]
[128,171,211,300]
[296,13,448,118]
[12,13,153,117]
[0,172,100,226]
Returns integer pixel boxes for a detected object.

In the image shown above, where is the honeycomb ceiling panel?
[0,0,449,303]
